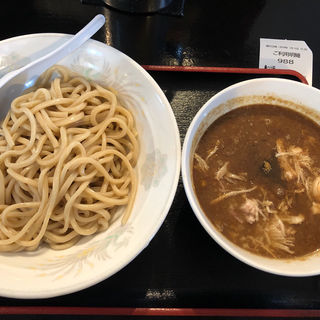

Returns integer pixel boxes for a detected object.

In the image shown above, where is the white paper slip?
[259,38,313,85]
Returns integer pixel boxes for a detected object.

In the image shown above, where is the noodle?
[0,65,139,251]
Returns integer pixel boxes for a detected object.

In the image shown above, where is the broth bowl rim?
[181,77,320,277]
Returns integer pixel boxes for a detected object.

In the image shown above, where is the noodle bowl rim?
[0,33,181,299]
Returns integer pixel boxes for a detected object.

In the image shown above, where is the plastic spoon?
[0,14,106,120]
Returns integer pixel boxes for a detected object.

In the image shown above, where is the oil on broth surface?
[193,104,320,259]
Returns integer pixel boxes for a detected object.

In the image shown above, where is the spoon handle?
[11,14,106,79]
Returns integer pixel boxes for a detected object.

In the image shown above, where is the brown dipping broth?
[192,104,320,259]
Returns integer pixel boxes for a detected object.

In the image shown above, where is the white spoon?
[0,14,106,120]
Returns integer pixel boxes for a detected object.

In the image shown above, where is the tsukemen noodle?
[193,104,320,259]
[0,65,138,252]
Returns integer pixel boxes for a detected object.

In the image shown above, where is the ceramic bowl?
[182,78,320,277]
[0,34,181,298]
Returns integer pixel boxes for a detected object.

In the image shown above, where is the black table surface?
[1,0,320,312]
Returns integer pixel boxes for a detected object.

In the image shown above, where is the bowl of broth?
[182,78,320,276]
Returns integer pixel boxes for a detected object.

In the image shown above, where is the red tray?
[142,65,308,84]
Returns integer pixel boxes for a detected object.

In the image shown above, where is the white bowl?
[0,34,181,298]
[182,78,320,277]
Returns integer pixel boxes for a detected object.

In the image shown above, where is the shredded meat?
[194,141,221,173]
[194,153,209,172]
[281,214,305,224]
[210,186,256,205]
[278,196,293,212]
[276,139,313,187]
[264,215,295,255]
[237,195,301,256]
[240,198,268,224]
[243,215,296,257]
[275,139,297,181]
[205,140,220,162]
[216,162,228,181]
[216,162,247,185]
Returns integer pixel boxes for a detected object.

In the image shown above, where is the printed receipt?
[259,38,313,85]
